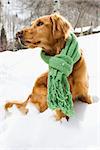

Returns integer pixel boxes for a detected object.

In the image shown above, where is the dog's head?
[16,14,71,55]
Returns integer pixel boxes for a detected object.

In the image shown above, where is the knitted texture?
[41,33,81,116]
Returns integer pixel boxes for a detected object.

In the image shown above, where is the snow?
[93,26,100,32]
[0,33,100,150]
[74,26,91,33]
[74,26,100,33]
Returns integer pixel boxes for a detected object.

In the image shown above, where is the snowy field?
[0,33,100,150]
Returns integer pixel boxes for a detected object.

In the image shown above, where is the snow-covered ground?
[0,33,100,150]
[74,26,100,34]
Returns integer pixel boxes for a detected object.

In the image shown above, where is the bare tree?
[74,1,90,30]
[0,1,2,23]
[0,25,7,51]
[53,0,60,13]
[0,1,3,26]
[96,6,99,27]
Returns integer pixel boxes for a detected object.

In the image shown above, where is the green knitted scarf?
[41,33,81,117]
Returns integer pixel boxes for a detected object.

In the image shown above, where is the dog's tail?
[4,94,32,114]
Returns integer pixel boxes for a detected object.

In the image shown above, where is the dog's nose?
[16,31,23,39]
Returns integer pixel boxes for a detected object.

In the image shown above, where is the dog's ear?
[50,14,71,39]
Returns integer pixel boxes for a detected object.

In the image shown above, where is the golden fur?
[5,14,93,120]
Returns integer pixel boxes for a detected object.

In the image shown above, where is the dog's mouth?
[15,37,27,49]
[25,40,41,45]
[33,41,41,45]
[18,38,41,47]
[15,36,42,50]
[16,37,41,48]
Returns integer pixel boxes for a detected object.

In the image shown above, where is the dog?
[5,14,93,120]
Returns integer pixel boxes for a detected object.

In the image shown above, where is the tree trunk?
[0,26,7,51]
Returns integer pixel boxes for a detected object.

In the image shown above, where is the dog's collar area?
[41,32,81,117]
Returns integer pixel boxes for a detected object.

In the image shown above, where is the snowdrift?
[0,33,100,150]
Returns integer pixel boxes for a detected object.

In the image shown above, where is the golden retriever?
[5,14,93,120]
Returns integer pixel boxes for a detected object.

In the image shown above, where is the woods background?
[0,0,100,51]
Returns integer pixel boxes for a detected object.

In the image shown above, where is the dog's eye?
[36,21,44,26]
